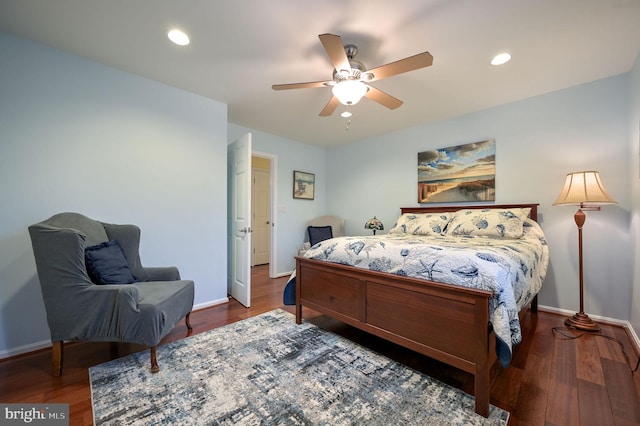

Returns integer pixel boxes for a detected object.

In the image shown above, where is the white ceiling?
[1,0,639,148]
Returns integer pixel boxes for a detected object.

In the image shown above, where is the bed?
[292,203,549,417]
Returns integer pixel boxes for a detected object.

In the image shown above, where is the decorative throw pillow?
[307,225,333,247]
[447,208,531,238]
[389,213,452,235]
[85,240,137,284]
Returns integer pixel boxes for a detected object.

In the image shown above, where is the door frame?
[252,151,277,278]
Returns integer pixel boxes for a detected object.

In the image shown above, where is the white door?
[227,133,252,307]
[252,168,271,266]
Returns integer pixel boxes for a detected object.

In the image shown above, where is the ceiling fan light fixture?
[332,80,368,106]
[491,52,511,66]
[168,29,190,46]
[340,110,352,118]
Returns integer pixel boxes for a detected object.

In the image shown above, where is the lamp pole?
[565,208,600,332]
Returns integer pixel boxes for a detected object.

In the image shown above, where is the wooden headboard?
[401,203,539,222]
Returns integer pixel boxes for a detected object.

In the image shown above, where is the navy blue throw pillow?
[85,240,137,284]
[307,226,333,247]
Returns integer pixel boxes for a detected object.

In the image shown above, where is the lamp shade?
[364,216,384,231]
[332,80,368,105]
[553,171,616,207]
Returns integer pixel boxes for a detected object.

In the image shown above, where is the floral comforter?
[301,219,549,367]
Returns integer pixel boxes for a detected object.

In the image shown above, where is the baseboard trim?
[627,323,640,356]
[0,339,52,360]
[272,271,292,279]
[539,304,640,356]
[0,297,231,361]
[193,297,229,311]
[3,301,637,361]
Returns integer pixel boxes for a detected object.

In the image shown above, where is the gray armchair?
[28,212,194,375]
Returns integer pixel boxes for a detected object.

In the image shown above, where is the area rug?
[90,309,509,425]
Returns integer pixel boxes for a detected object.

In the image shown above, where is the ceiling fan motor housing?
[334,61,366,81]
[332,45,366,81]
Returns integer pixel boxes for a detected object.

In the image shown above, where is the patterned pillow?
[447,208,531,238]
[389,213,453,235]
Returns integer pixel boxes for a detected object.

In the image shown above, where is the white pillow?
[389,212,453,236]
[446,207,531,238]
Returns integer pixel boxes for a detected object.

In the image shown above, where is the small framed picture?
[293,171,315,200]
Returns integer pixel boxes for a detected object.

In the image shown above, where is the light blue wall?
[228,124,327,275]
[629,54,640,334]
[1,29,637,359]
[0,32,229,357]
[326,75,632,321]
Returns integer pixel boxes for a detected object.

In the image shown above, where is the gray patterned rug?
[90,309,509,425]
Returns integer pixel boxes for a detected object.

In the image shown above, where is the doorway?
[251,152,277,278]
[251,158,270,266]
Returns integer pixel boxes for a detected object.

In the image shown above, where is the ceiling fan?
[272,33,433,117]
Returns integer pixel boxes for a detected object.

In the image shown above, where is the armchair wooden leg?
[52,341,63,376]
[110,342,119,359]
[150,346,159,373]
[185,312,193,330]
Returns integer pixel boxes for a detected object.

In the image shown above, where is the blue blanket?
[285,219,548,367]
[283,271,296,305]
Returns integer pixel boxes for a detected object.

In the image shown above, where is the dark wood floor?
[1,265,639,425]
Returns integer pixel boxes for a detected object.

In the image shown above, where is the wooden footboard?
[296,257,495,417]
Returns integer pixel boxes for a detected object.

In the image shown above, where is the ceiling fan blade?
[319,96,340,116]
[365,52,433,82]
[319,33,351,74]
[364,86,403,109]
[272,81,331,90]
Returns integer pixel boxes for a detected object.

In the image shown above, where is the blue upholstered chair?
[28,213,194,375]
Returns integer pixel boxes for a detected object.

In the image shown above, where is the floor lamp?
[553,171,616,332]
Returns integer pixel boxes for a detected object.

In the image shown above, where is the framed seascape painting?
[417,139,496,203]
[293,171,315,200]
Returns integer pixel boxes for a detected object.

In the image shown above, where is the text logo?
[0,404,68,425]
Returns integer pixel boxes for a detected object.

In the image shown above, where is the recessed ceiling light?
[168,29,190,46]
[491,52,511,66]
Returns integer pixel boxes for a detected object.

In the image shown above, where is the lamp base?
[565,312,600,332]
